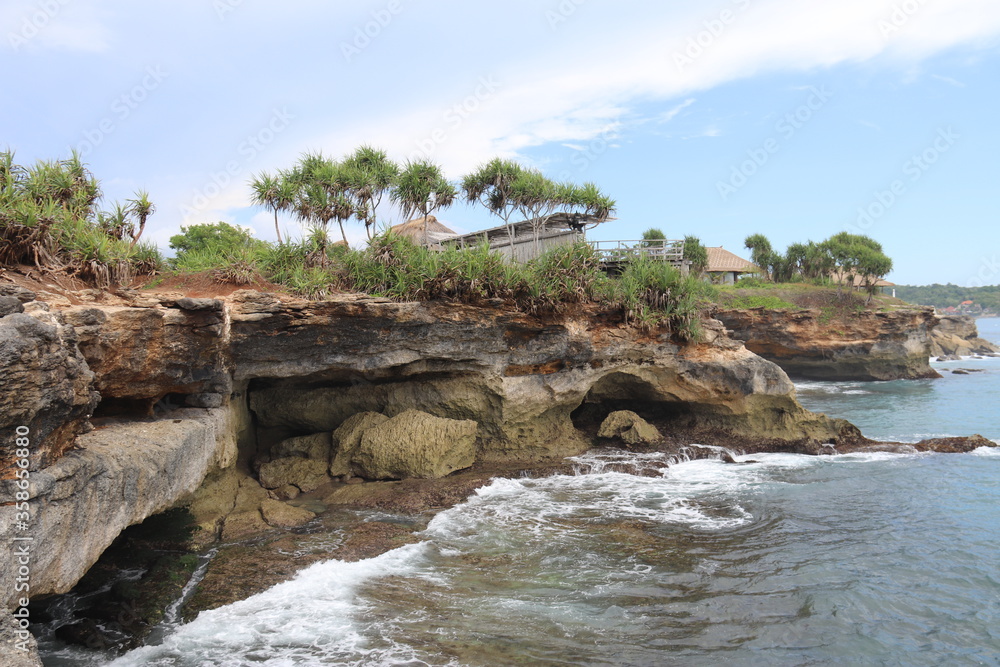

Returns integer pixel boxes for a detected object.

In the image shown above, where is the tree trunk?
[273,209,283,245]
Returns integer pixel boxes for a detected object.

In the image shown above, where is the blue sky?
[3,0,999,286]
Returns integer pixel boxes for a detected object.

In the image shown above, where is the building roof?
[706,247,757,274]
[445,212,609,247]
[389,215,456,245]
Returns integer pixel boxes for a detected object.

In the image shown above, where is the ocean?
[47,320,1000,666]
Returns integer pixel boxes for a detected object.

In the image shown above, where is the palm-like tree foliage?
[249,172,295,245]
[126,189,154,247]
[342,145,399,240]
[391,159,457,245]
[744,233,776,280]
[461,158,523,242]
[0,150,160,284]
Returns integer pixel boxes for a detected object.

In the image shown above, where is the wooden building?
[443,212,605,263]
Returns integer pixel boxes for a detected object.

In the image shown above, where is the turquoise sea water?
[48,321,1000,666]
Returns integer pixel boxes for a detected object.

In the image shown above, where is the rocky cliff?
[929,315,1000,358]
[0,287,859,610]
[713,307,941,381]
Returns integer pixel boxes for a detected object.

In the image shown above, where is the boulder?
[270,484,300,501]
[0,311,98,474]
[260,499,316,528]
[598,410,662,445]
[0,284,37,303]
[329,412,389,476]
[272,432,331,461]
[257,457,330,492]
[354,410,478,480]
[0,295,24,317]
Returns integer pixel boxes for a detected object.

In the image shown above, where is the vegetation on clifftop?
[0,151,161,287]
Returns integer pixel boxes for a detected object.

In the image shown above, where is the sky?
[3,0,999,286]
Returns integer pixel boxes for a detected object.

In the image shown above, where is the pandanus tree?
[461,158,524,244]
[744,233,776,281]
[342,145,399,240]
[126,190,154,247]
[249,172,296,245]
[284,152,356,250]
[390,159,457,245]
[510,170,560,253]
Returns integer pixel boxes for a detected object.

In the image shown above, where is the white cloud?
[299,0,1000,178]
[658,99,696,124]
[931,74,967,88]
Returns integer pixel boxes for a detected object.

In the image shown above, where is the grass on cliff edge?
[711,278,914,320]
[160,234,707,340]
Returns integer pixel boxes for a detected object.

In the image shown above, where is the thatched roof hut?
[389,216,456,246]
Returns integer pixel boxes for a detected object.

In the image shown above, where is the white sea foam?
[109,543,432,667]
[971,445,1000,457]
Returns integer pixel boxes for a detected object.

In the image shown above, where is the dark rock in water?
[912,435,995,454]
[938,355,962,362]
[952,370,970,375]
[55,619,111,650]
[984,353,1000,358]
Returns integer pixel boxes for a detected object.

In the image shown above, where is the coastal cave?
[571,370,698,435]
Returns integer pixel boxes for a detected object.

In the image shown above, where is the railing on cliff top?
[586,239,686,267]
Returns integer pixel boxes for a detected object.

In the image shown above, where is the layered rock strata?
[929,315,1000,358]
[714,307,941,381]
[0,286,985,617]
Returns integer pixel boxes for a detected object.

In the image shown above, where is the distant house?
[705,247,757,284]
[831,270,896,291]
[389,215,457,247]
[442,212,607,263]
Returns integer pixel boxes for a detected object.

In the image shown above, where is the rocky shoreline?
[1,283,996,665]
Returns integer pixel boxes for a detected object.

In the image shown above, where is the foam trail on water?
[109,543,431,667]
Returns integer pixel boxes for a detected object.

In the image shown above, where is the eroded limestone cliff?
[4,285,983,618]
[714,307,941,381]
[929,315,1000,358]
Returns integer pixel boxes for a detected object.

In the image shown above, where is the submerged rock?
[598,411,662,445]
[354,410,478,480]
[260,499,316,528]
[912,435,996,454]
